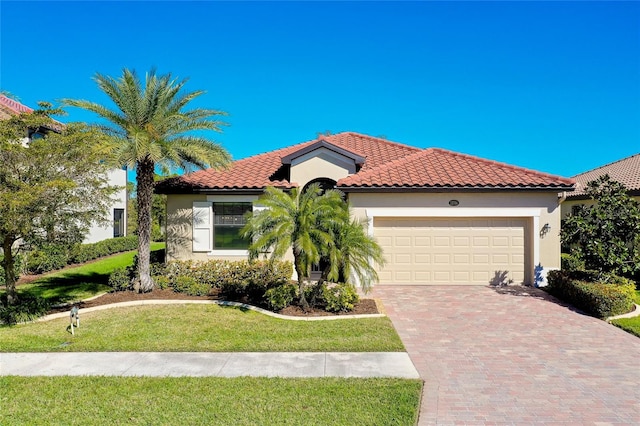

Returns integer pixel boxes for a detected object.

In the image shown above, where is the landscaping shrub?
[172,276,210,296]
[153,275,170,290]
[69,236,138,264]
[0,294,51,325]
[24,244,69,274]
[546,270,635,319]
[164,259,293,300]
[265,282,298,311]
[322,283,360,313]
[561,253,585,272]
[108,267,131,292]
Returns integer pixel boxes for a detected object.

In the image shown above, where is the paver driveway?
[373,285,640,425]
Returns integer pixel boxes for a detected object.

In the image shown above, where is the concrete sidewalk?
[0,352,420,378]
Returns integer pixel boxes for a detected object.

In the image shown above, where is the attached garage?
[374,217,528,286]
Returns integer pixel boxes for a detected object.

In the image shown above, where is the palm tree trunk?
[136,159,155,293]
[293,252,309,311]
[2,236,18,305]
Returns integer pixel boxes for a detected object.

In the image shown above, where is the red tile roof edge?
[0,95,34,114]
[0,94,65,132]
[337,147,575,189]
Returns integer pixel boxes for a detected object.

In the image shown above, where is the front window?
[113,208,125,238]
[213,203,251,249]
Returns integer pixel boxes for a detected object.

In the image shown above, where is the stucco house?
[560,153,640,217]
[156,132,575,287]
[0,94,127,243]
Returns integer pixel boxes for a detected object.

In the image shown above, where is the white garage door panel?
[375,217,526,285]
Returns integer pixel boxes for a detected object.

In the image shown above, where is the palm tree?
[318,216,386,294]
[64,69,231,292]
[242,184,345,310]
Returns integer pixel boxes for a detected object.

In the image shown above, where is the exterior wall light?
[448,200,460,206]
[540,223,551,237]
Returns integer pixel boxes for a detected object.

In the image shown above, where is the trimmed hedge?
[23,236,139,275]
[164,260,293,302]
[546,270,635,319]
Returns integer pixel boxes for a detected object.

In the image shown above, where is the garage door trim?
[365,207,542,282]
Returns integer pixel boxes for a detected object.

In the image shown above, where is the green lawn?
[2,243,165,304]
[1,376,423,425]
[611,289,640,337]
[0,304,404,352]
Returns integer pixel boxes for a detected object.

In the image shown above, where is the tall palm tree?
[64,69,231,292]
[242,184,345,310]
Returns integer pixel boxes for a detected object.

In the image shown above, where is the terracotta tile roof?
[567,153,640,199]
[157,132,420,192]
[0,95,34,115]
[0,94,63,131]
[337,147,575,190]
[156,132,575,193]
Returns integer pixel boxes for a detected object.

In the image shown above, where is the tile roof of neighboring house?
[0,94,63,131]
[567,153,640,199]
[0,94,34,115]
[156,132,575,193]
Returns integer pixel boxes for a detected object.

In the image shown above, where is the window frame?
[212,202,252,250]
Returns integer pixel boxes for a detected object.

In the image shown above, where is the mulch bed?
[47,288,380,317]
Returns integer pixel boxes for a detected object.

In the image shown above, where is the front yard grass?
[2,243,165,304]
[610,289,640,337]
[1,376,423,425]
[0,304,404,352]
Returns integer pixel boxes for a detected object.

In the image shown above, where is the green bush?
[108,267,131,292]
[164,259,293,300]
[265,282,298,311]
[561,253,585,272]
[172,276,210,296]
[69,236,138,264]
[0,295,51,325]
[322,283,360,313]
[153,275,171,290]
[24,244,69,274]
[546,270,635,318]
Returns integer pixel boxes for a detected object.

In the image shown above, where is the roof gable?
[567,153,640,199]
[281,139,366,166]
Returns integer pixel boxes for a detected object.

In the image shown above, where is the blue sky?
[1,1,638,180]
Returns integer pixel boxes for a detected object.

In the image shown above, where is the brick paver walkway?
[373,285,640,425]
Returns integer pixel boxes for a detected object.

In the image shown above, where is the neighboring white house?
[0,94,127,243]
[157,132,576,287]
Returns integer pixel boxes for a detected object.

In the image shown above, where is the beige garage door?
[374,217,526,285]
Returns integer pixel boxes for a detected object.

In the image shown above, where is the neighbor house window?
[113,208,125,238]
[213,203,251,249]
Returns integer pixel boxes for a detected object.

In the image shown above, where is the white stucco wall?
[84,168,128,244]
[289,148,356,189]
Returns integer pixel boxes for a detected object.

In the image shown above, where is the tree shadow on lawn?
[18,271,110,305]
